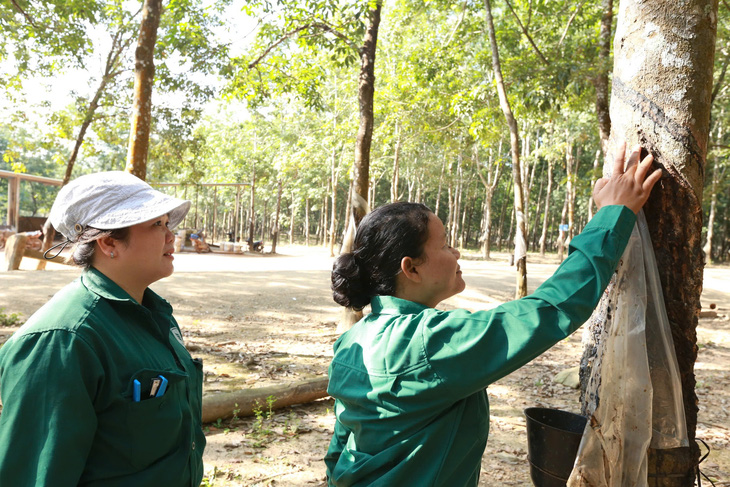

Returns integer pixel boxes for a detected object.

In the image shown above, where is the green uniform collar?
[371,295,430,315]
[81,267,172,313]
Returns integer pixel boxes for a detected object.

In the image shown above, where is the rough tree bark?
[125,0,162,180]
[485,0,528,298]
[580,1,718,484]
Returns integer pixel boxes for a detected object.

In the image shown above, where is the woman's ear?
[95,235,118,259]
[400,256,421,283]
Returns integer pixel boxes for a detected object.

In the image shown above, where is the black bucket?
[524,407,587,487]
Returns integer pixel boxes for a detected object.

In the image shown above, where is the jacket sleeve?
[0,329,102,487]
[424,205,636,398]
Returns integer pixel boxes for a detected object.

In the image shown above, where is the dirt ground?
[1,245,728,486]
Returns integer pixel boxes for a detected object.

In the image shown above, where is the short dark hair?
[331,202,432,310]
[72,227,130,269]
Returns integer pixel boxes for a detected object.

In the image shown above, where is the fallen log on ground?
[201,376,329,423]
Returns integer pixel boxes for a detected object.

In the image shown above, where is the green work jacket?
[0,267,205,487]
[325,205,636,487]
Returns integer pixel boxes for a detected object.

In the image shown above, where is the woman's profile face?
[412,213,465,307]
[116,214,176,287]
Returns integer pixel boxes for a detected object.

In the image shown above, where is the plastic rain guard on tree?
[568,211,688,486]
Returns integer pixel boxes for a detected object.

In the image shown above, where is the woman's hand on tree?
[593,142,663,214]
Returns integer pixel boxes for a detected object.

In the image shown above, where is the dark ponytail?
[331,202,432,310]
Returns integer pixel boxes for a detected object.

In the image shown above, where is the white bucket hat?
[49,171,191,242]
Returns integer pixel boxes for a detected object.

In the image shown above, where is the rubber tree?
[125,0,162,180]
[484,0,528,298]
[581,0,718,483]
[337,0,383,333]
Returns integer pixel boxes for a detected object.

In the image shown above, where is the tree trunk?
[320,194,328,246]
[289,193,296,246]
[271,180,282,254]
[581,1,718,483]
[125,0,162,180]
[485,0,527,298]
[304,197,310,246]
[329,153,339,257]
[557,195,568,262]
[248,164,256,245]
[201,377,329,423]
[539,159,553,256]
[435,158,446,218]
[338,0,382,334]
[477,144,504,260]
[565,131,576,243]
[391,120,401,203]
[233,188,241,243]
[593,0,613,159]
[350,0,381,228]
[496,173,512,252]
[530,164,545,251]
[703,119,724,264]
[702,158,721,265]
[587,149,601,220]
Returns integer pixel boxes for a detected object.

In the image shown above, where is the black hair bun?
[331,253,371,310]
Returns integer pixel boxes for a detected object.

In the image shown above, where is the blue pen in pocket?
[133,379,141,402]
[155,375,168,397]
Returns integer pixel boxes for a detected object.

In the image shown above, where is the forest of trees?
[1,0,728,264]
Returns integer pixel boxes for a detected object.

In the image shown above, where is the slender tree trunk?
[271,180,282,254]
[304,197,310,246]
[703,120,723,264]
[435,158,446,218]
[496,173,512,252]
[557,195,568,262]
[530,166,545,251]
[233,188,241,242]
[703,160,721,265]
[539,160,553,256]
[485,0,527,297]
[587,149,601,220]
[320,194,328,246]
[391,120,401,202]
[478,144,504,259]
[565,132,576,243]
[248,164,256,245]
[125,0,162,180]
[593,0,613,159]
[289,193,296,246]
[580,1,718,483]
[338,2,381,333]
[212,187,218,243]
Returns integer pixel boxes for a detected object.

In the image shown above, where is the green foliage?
[0,308,24,327]
[2,0,728,257]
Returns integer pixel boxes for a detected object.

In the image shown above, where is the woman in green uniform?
[0,171,205,486]
[325,144,662,486]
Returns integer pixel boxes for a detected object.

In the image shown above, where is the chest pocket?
[124,369,188,469]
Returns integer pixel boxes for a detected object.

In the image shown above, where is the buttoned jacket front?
[0,267,205,487]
